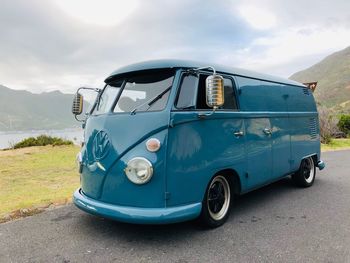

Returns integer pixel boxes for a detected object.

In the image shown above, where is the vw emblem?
[92,130,110,160]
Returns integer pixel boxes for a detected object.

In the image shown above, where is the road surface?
[0,150,349,262]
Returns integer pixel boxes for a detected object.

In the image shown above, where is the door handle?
[263,128,272,135]
[233,131,244,137]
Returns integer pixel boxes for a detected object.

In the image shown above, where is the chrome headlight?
[124,157,153,184]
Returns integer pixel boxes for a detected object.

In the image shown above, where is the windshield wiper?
[130,86,172,115]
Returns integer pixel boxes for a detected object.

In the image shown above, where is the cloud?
[238,5,277,30]
[226,0,350,76]
[236,26,350,76]
[0,0,349,93]
[53,0,140,27]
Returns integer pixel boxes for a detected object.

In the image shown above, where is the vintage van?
[72,60,325,227]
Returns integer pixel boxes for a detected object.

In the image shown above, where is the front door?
[166,72,245,206]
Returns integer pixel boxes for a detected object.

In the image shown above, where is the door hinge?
[165,192,171,200]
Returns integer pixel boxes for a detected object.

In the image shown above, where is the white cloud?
[238,5,277,30]
[53,0,140,26]
[237,26,350,76]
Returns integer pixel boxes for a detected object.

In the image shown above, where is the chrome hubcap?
[207,176,230,221]
[302,157,315,184]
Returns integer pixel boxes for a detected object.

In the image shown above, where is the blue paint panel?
[100,129,168,208]
[236,77,286,112]
[271,116,291,178]
[283,84,319,170]
[236,77,292,188]
[244,117,272,188]
[80,111,169,201]
[286,84,317,112]
[166,111,246,206]
[288,115,320,171]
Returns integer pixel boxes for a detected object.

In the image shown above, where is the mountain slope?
[0,85,90,131]
[290,46,350,113]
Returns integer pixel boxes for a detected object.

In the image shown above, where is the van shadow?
[77,177,323,244]
[233,177,297,214]
[78,209,202,245]
[234,176,326,215]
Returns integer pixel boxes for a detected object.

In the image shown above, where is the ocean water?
[0,128,83,149]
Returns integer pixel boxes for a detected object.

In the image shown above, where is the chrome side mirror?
[72,92,83,115]
[206,74,224,109]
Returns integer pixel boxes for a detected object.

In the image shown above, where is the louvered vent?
[303,87,310,95]
[309,118,317,140]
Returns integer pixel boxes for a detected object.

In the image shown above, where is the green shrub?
[338,114,350,135]
[322,135,333,144]
[318,106,338,144]
[13,135,73,149]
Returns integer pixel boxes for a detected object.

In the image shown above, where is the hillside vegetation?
[290,46,350,113]
[13,135,73,149]
[0,85,91,131]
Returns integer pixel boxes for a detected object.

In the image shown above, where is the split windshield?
[93,70,174,115]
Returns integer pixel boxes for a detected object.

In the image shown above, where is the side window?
[196,74,210,109]
[196,74,238,110]
[176,74,198,109]
[176,73,238,111]
[223,78,238,110]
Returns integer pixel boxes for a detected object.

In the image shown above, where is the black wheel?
[292,157,316,187]
[199,175,232,228]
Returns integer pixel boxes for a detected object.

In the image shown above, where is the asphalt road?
[1,150,350,263]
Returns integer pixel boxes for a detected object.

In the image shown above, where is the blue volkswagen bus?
[72,60,325,227]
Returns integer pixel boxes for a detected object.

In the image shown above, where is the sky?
[0,0,350,94]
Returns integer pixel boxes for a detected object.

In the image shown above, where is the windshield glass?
[93,80,123,115]
[92,70,174,115]
[114,70,174,113]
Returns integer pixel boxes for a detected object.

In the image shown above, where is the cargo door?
[244,117,273,188]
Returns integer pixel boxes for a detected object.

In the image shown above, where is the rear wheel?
[292,157,316,187]
[199,175,232,228]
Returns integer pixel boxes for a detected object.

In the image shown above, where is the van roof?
[106,59,304,87]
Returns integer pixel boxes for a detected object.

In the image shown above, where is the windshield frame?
[89,83,108,115]
[90,81,126,116]
[90,69,176,116]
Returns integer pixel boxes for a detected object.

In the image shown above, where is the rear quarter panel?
[286,85,320,171]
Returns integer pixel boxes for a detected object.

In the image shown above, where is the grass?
[321,138,350,151]
[0,145,80,220]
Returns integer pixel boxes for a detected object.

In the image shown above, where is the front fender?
[99,129,168,208]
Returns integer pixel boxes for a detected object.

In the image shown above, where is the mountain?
[0,85,91,131]
[290,46,350,113]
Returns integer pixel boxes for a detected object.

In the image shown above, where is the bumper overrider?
[317,160,325,170]
[73,188,202,224]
